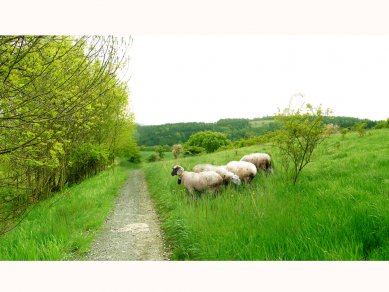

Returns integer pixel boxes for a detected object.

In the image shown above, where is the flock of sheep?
[171,153,273,194]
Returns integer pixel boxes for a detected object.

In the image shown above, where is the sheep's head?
[231,174,241,185]
[171,165,184,176]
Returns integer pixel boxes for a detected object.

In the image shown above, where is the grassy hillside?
[0,161,134,260]
[143,129,389,260]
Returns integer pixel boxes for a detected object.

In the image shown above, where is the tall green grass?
[0,161,135,260]
[143,129,389,260]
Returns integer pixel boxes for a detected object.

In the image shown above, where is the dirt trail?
[86,170,170,260]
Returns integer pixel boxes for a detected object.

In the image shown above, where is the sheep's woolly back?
[225,161,257,182]
[192,164,241,185]
[240,153,273,173]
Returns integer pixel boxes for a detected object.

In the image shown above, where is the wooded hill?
[136,116,378,146]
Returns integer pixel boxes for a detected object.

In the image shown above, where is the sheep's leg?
[187,186,195,195]
[246,175,254,184]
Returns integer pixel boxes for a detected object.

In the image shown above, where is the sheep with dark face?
[192,164,241,185]
[240,153,273,174]
[225,161,257,183]
[171,165,224,194]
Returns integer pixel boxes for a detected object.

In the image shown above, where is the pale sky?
[128,36,389,125]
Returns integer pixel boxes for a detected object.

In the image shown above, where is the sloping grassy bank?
[0,161,136,260]
[143,129,389,260]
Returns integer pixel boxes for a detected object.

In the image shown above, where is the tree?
[0,35,137,234]
[274,102,331,185]
[185,131,230,153]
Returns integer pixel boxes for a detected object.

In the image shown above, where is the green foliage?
[147,153,160,162]
[0,36,138,234]
[325,124,339,135]
[157,146,165,159]
[143,129,389,260]
[136,116,376,147]
[67,144,110,184]
[354,122,368,137]
[322,116,377,129]
[273,103,330,185]
[374,118,389,129]
[234,132,277,148]
[185,131,231,153]
[340,127,349,138]
[183,146,206,157]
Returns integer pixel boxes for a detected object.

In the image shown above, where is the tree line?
[0,35,139,234]
[136,116,378,146]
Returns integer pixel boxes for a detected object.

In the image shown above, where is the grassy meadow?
[0,161,135,260]
[143,129,389,260]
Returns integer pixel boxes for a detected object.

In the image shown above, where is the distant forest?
[136,116,378,146]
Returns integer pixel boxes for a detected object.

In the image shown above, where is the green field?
[143,129,389,260]
[0,161,134,260]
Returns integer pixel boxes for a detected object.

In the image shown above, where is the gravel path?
[86,170,170,260]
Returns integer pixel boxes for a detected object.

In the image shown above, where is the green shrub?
[273,102,330,185]
[183,146,206,157]
[354,122,368,137]
[374,118,389,129]
[147,153,160,162]
[340,127,349,138]
[157,146,165,159]
[185,131,231,153]
[67,144,111,184]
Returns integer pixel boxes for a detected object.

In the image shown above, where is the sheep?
[225,161,257,183]
[171,165,224,194]
[192,164,241,185]
[240,153,273,174]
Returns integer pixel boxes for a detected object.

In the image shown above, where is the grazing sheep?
[192,164,241,185]
[240,153,273,174]
[225,161,257,183]
[171,165,224,194]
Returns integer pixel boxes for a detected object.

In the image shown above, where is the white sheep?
[192,164,241,185]
[171,165,224,194]
[240,153,273,174]
[225,161,257,183]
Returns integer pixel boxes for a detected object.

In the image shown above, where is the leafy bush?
[374,118,389,129]
[147,153,160,162]
[185,131,231,153]
[157,146,165,159]
[234,132,277,148]
[67,144,111,184]
[274,102,330,185]
[340,127,349,138]
[325,124,339,135]
[183,146,206,157]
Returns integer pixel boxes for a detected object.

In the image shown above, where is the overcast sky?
[128,36,389,125]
